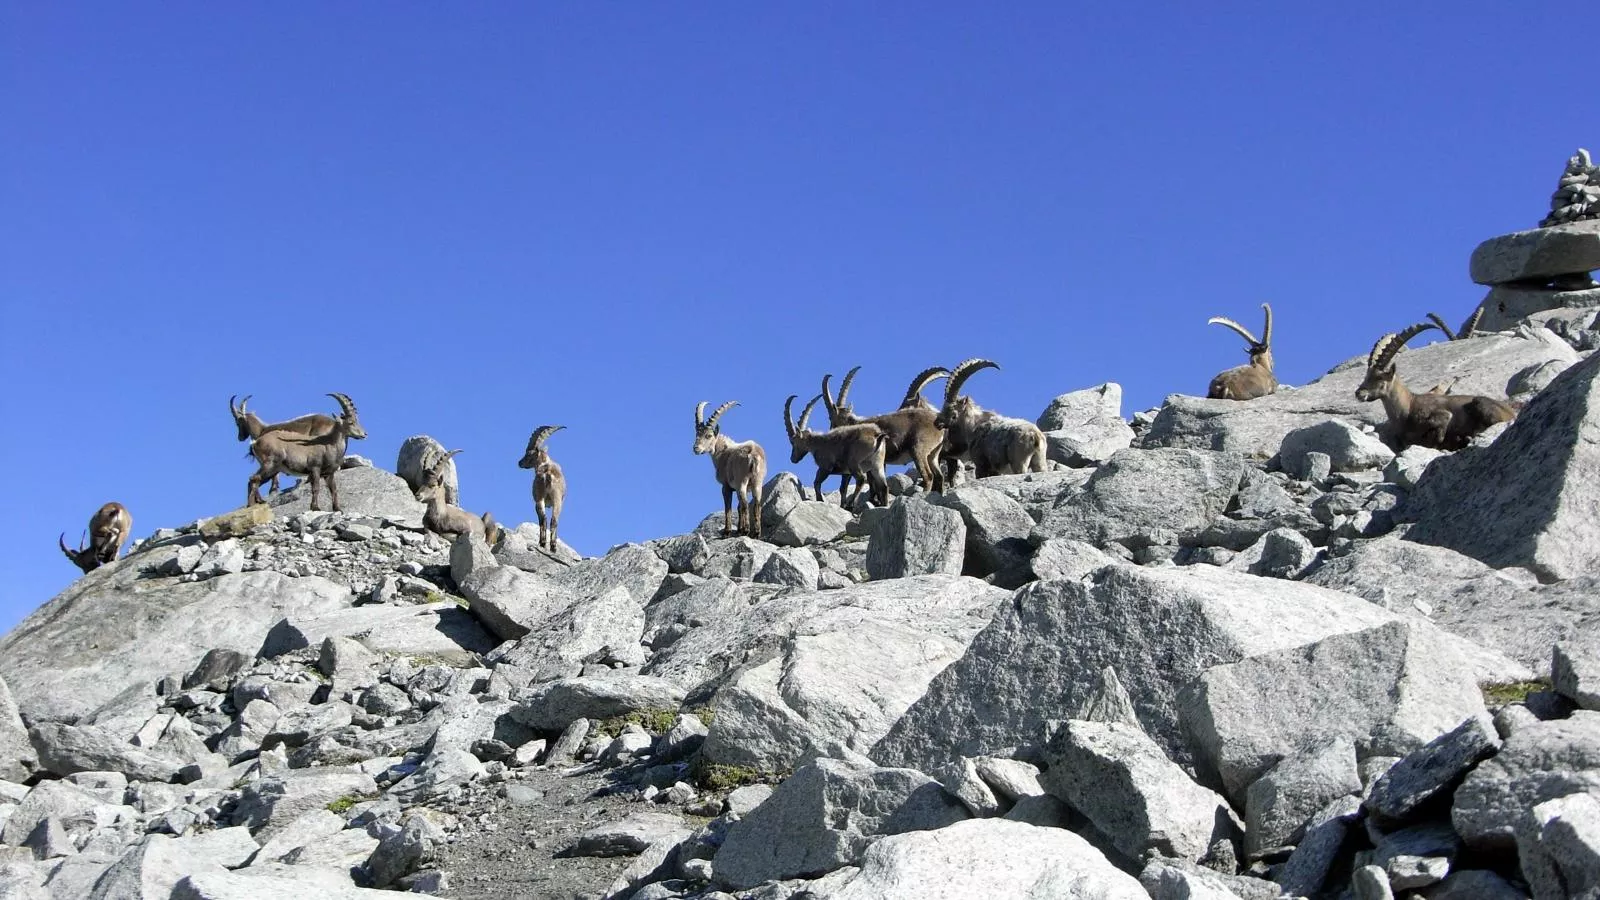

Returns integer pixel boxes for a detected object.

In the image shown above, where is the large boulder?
[1400,351,1600,581]
[711,759,969,889]
[1139,331,1577,460]
[510,675,686,732]
[1037,383,1135,468]
[1303,536,1598,671]
[1030,449,1243,550]
[28,722,183,782]
[268,464,426,528]
[927,484,1036,578]
[1470,219,1600,285]
[871,564,1509,777]
[259,601,494,664]
[866,496,966,579]
[0,569,350,723]
[395,435,458,503]
[1452,711,1600,851]
[831,818,1147,900]
[0,675,36,781]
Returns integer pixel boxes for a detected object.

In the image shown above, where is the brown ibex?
[229,395,339,495]
[820,366,948,493]
[936,359,1047,477]
[247,393,367,511]
[1356,322,1517,451]
[784,394,890,509]
[1206,303,1276,400]
[59,502,133,573]
[517,425,567,552]
[416,449,498,542]
[693,401,766,539]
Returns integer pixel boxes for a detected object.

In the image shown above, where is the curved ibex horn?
[694,401,708,429]
[1260,303,1273,348]
[943,358,1000,409]
[820,374,836,414]
[328,393,357,417]
[229,395,241,417]
[1425,313,1456,341]
[1458,305,1485,339]
[837,366,861,408]
[533,425,565,448]
[1207,315,1262,348]
[59,532,76,560]
[798,394,822,434]
[1368,321,1441,372]
[901,366,951,407]
[783,395,799,439]
[706,401,738,430]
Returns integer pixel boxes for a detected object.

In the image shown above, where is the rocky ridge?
[2,229,1599,899]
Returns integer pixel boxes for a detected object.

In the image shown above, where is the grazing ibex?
[936,359,1047,477]
[247,393,366,511]
[693,401,766,539]
[1426,308,1485,341]
[415,450,497,542]
[1356,322,1518,451]
[820,366,948,493]
[784,394,890,509]
[1206,303,1276,400]
[517,425,567,552]
[59,502,133,573]
[229,395,338,495]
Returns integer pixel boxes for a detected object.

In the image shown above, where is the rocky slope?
[1,262,1598,899]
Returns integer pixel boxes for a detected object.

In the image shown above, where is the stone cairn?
[1466,147,1600,336]
[1540,147,1600,228]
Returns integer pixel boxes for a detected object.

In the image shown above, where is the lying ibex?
[229,395,338,495]
[1426,308,1484,341]
[693,401,766,538]
[415,450,497,542]
[785,394,890,509]
[936,359,1047,477]
[820,366,948,493]
[1206,303,1276,400]
[1356,322,1517,451]
[59,502,133,573]
[247,393,366,511]
[517,425,567,551]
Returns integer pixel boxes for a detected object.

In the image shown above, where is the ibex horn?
[798,394,822,434]
[837,366,861,407]
[943,358,1000,410]
[1259,303,1273,348]
[1368,321,1441,372]
[533,425,565,447]
[694,401,708,429]
[706,400,737,430]
[1207,315,1262,348]
[901,366,951,407]
[783,395,798,439]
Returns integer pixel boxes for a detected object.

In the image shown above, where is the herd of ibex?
[59,301,1525,569]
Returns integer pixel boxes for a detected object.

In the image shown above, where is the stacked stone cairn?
[1540,148,1600,228]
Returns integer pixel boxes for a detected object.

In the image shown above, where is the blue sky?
[1,4,1589,631]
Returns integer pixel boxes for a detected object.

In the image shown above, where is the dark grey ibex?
[820,366,948,493]
[784,394,890,509]
[247,393,366,511]
[693,401,766,539]
[229,395,338,495]
[416,449,498,543]
[517,425,567,552]
[1355,322,1517,451]
[59,502,133,573]
[936,359,1047,477]
[1206,303,1276,400]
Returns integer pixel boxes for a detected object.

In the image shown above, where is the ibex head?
[1356,321,1438,402]
[821,367,862,423]
[693,401,737,454]
[518,425,565,469]
[59,531,99,573]
[1208,303,1274,370]
[783,394,824,464]
[329,393,367,440]
[229,395,255,442]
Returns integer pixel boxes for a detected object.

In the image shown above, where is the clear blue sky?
[1,4,1589,631]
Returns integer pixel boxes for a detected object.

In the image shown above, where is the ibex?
[517,425,567,552]
[59,502,133,573]
[693,401,766,539]
[247,393,366,512]
[936,359,1047,477]
[415,450,498,542]
[820,366,948,493]
[1426,308,1484,342]
[229,395,338,495]
[784,394,890,509]
[1356,322,1517,451]
[1206,303,1276,400]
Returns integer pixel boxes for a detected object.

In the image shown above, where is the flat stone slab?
[1470,220,1600,286]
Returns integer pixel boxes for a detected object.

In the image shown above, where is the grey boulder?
[865,496,965,579]
[1030,448,1243,550]
[1453,711,1600,851]
[268,464,426,528]
[511,675,685,732]
[1470,219,1600,285]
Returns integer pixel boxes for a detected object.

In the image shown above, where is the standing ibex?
[415,450,498,542]
[693,401,766,539]
[59,502,133,573]
[936,359,1047,477]
[820,366,948,493]
[517,425,567,552]
[247,393,366,511]
[229,395,338,495]
[784,394,890,509]
[1206,303,1276,400]
[1356,322,1517,451]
